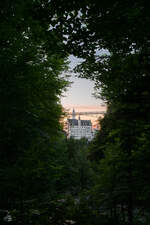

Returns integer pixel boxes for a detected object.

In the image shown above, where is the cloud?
[63,104,106,112]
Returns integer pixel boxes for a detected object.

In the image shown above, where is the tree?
[46,2,150,224]
[0,1,69,223]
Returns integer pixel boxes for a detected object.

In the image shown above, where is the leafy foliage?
[1,1,150,225]
[0,1,69,223]
[46,1,150,224]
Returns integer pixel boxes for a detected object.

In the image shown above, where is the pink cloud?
[63,104,107,112]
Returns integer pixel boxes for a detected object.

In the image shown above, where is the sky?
[61,55,105,113]
[61,55,107,127]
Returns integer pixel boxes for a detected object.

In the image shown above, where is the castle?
[67,109,94,141]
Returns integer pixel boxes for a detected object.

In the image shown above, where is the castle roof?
[81,120,92,126]
[68,119,92,126]
[68,119,78,126]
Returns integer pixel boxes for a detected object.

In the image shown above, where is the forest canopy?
[0,1,150,225]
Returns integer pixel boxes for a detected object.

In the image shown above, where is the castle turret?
[78,115,81,126]
[72,108,76,119]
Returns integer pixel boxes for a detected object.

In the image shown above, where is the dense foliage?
[48,0,150,224]
[0,1,69,224]
[1,0,150,225]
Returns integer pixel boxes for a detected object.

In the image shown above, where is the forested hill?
[0,1,150,225]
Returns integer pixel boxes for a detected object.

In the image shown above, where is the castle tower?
[78,115,81,126]
[72,108,76,119]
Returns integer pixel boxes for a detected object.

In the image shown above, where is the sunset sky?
[61,55,107,127]
[61,55,105,113]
